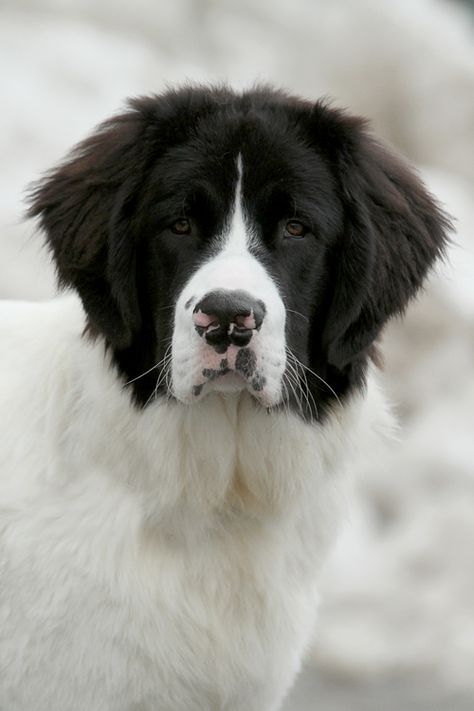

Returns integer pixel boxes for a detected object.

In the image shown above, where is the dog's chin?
[190,370,253,402]
[172,370,282,408]
[206,371,248,392]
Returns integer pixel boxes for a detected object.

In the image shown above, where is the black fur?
[27,85,451,419]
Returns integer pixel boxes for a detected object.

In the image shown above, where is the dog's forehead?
[146,109,342,243]
[158,112,299,188]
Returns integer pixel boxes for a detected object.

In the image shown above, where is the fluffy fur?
[0,85,450,711]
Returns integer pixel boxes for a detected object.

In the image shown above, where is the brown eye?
[285,220,307,238]
[171,218,191,235]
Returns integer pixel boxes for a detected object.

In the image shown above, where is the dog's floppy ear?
[27,87,232,348]
[27,107,150,348]
[309,103,452,371]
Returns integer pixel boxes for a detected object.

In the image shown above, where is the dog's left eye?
[284,220,307,239]
[171,218,191,235]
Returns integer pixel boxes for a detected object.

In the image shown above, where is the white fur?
[0,296,391,711]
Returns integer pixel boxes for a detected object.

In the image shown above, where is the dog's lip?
[192,365,266,401]
[190,344,266,399]
[190,369,279,408]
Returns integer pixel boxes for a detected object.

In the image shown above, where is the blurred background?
[1,0,473,708]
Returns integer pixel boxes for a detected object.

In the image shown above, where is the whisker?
[285,351,319,418]
[124,341,173,386]
[145,355,173,407]
[284,368,307,418]
[286,348,342,409]
[285,308,309,322]
[153,356,173,391]
[288,363,318,419]
[281,379,292,419]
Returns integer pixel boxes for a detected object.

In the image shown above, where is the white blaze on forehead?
[222,154,252,255]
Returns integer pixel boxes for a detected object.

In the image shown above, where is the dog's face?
[29,86,450,419]
[170,168,288,407]
[166,148,340,409]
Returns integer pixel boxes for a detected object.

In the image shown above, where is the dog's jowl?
[0,86,451,711]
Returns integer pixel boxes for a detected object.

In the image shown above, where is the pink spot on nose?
[234,311,256,330]
[193,310,217,329]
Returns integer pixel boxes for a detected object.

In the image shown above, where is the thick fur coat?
[0,86,450,710]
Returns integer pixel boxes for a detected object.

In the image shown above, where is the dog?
[0,85,450,711]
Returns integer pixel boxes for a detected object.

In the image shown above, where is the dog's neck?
[24,297,384,545]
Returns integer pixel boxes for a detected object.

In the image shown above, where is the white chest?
[0,299,389,710]
[0,472,321,711]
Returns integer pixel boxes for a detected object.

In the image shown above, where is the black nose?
[193,289,266,352]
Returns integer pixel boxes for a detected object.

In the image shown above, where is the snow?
[1,0,473,705]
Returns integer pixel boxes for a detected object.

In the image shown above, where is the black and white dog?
[0,86,450,711]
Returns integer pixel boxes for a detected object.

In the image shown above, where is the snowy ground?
[1,1,473,708]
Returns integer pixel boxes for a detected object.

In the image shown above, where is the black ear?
[27,107,150,348]
[310,103,452,371]
[27,87,233,348]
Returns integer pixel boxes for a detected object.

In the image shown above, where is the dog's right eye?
[171,218,191,235]
[284,220,307,239]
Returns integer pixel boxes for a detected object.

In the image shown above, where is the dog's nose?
[193,289,265,351]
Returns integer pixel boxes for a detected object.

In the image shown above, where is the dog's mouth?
[192,370,245,397]
[191,345,268,400]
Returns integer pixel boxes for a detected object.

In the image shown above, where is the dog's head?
[28,86,451,418]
